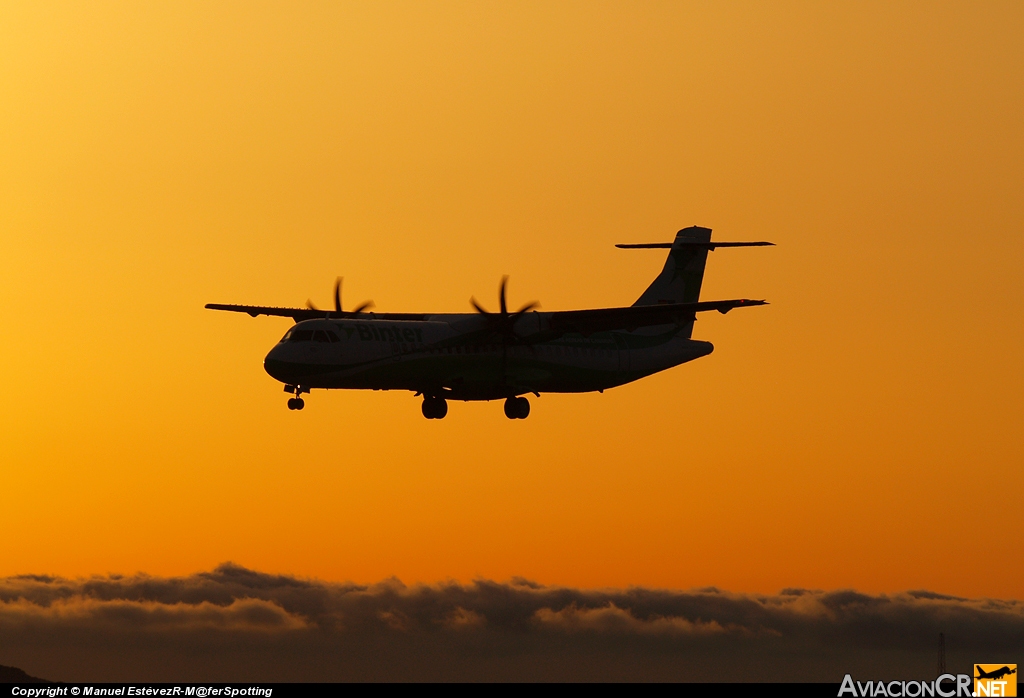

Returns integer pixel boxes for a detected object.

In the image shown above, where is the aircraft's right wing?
[541,298,767,337]
[429,299,769,348]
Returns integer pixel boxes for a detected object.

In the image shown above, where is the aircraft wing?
[541,298,767,337]
[204,304,428,322]
[205,298,767,339]
[205,304,327,321]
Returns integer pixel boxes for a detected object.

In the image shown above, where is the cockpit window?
[284,328,338,343]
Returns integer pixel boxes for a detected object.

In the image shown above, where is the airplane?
[975,667,1017,681]
[206,226,772,419]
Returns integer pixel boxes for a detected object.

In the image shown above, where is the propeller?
[471,276,539,387]
[307,277,375,316]
[470,276,539,338]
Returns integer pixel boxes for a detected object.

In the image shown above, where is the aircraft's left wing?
[541,298,767,337]
[205,304,327,321]
[204,304,428,322]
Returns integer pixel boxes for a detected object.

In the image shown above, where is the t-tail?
[617,226,774,338]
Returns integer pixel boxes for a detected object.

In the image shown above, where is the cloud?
[0,564,1021,682]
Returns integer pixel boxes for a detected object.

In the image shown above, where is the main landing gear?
[422,397,448,420]
[504,396,530,420]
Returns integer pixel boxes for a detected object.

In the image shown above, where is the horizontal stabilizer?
[616,241,774,249]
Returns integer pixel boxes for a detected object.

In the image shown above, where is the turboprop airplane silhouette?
[206,226,772,419]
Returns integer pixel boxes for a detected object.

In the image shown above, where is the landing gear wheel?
[504,396,530,419]
[422,397,448,419]
[286,387,307,411]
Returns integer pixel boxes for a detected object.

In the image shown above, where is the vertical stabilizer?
[632,226,713,307]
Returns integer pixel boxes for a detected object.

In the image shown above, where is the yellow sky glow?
[1,1,1022,597]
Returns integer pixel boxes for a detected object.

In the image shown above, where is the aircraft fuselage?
[263,314,713,401]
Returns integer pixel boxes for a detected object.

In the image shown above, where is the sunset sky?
[2,0,1022,605]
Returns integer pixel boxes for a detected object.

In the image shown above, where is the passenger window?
[290,330,314,342]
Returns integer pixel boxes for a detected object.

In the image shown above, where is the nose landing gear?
[422,397,448,419]
[503,396,530,420]
[285,385,308,411]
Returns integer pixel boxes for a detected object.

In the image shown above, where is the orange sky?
[1,1,1021,598]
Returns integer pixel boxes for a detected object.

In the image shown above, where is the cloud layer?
[1,564,1021,682]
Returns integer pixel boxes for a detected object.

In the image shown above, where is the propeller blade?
[351,300,375,314]
[306,299,319,310]
[334,277,343,313]
[470,297,490,315]
[473,277,539,341]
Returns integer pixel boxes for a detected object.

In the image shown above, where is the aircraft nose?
[264,345,299,383]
